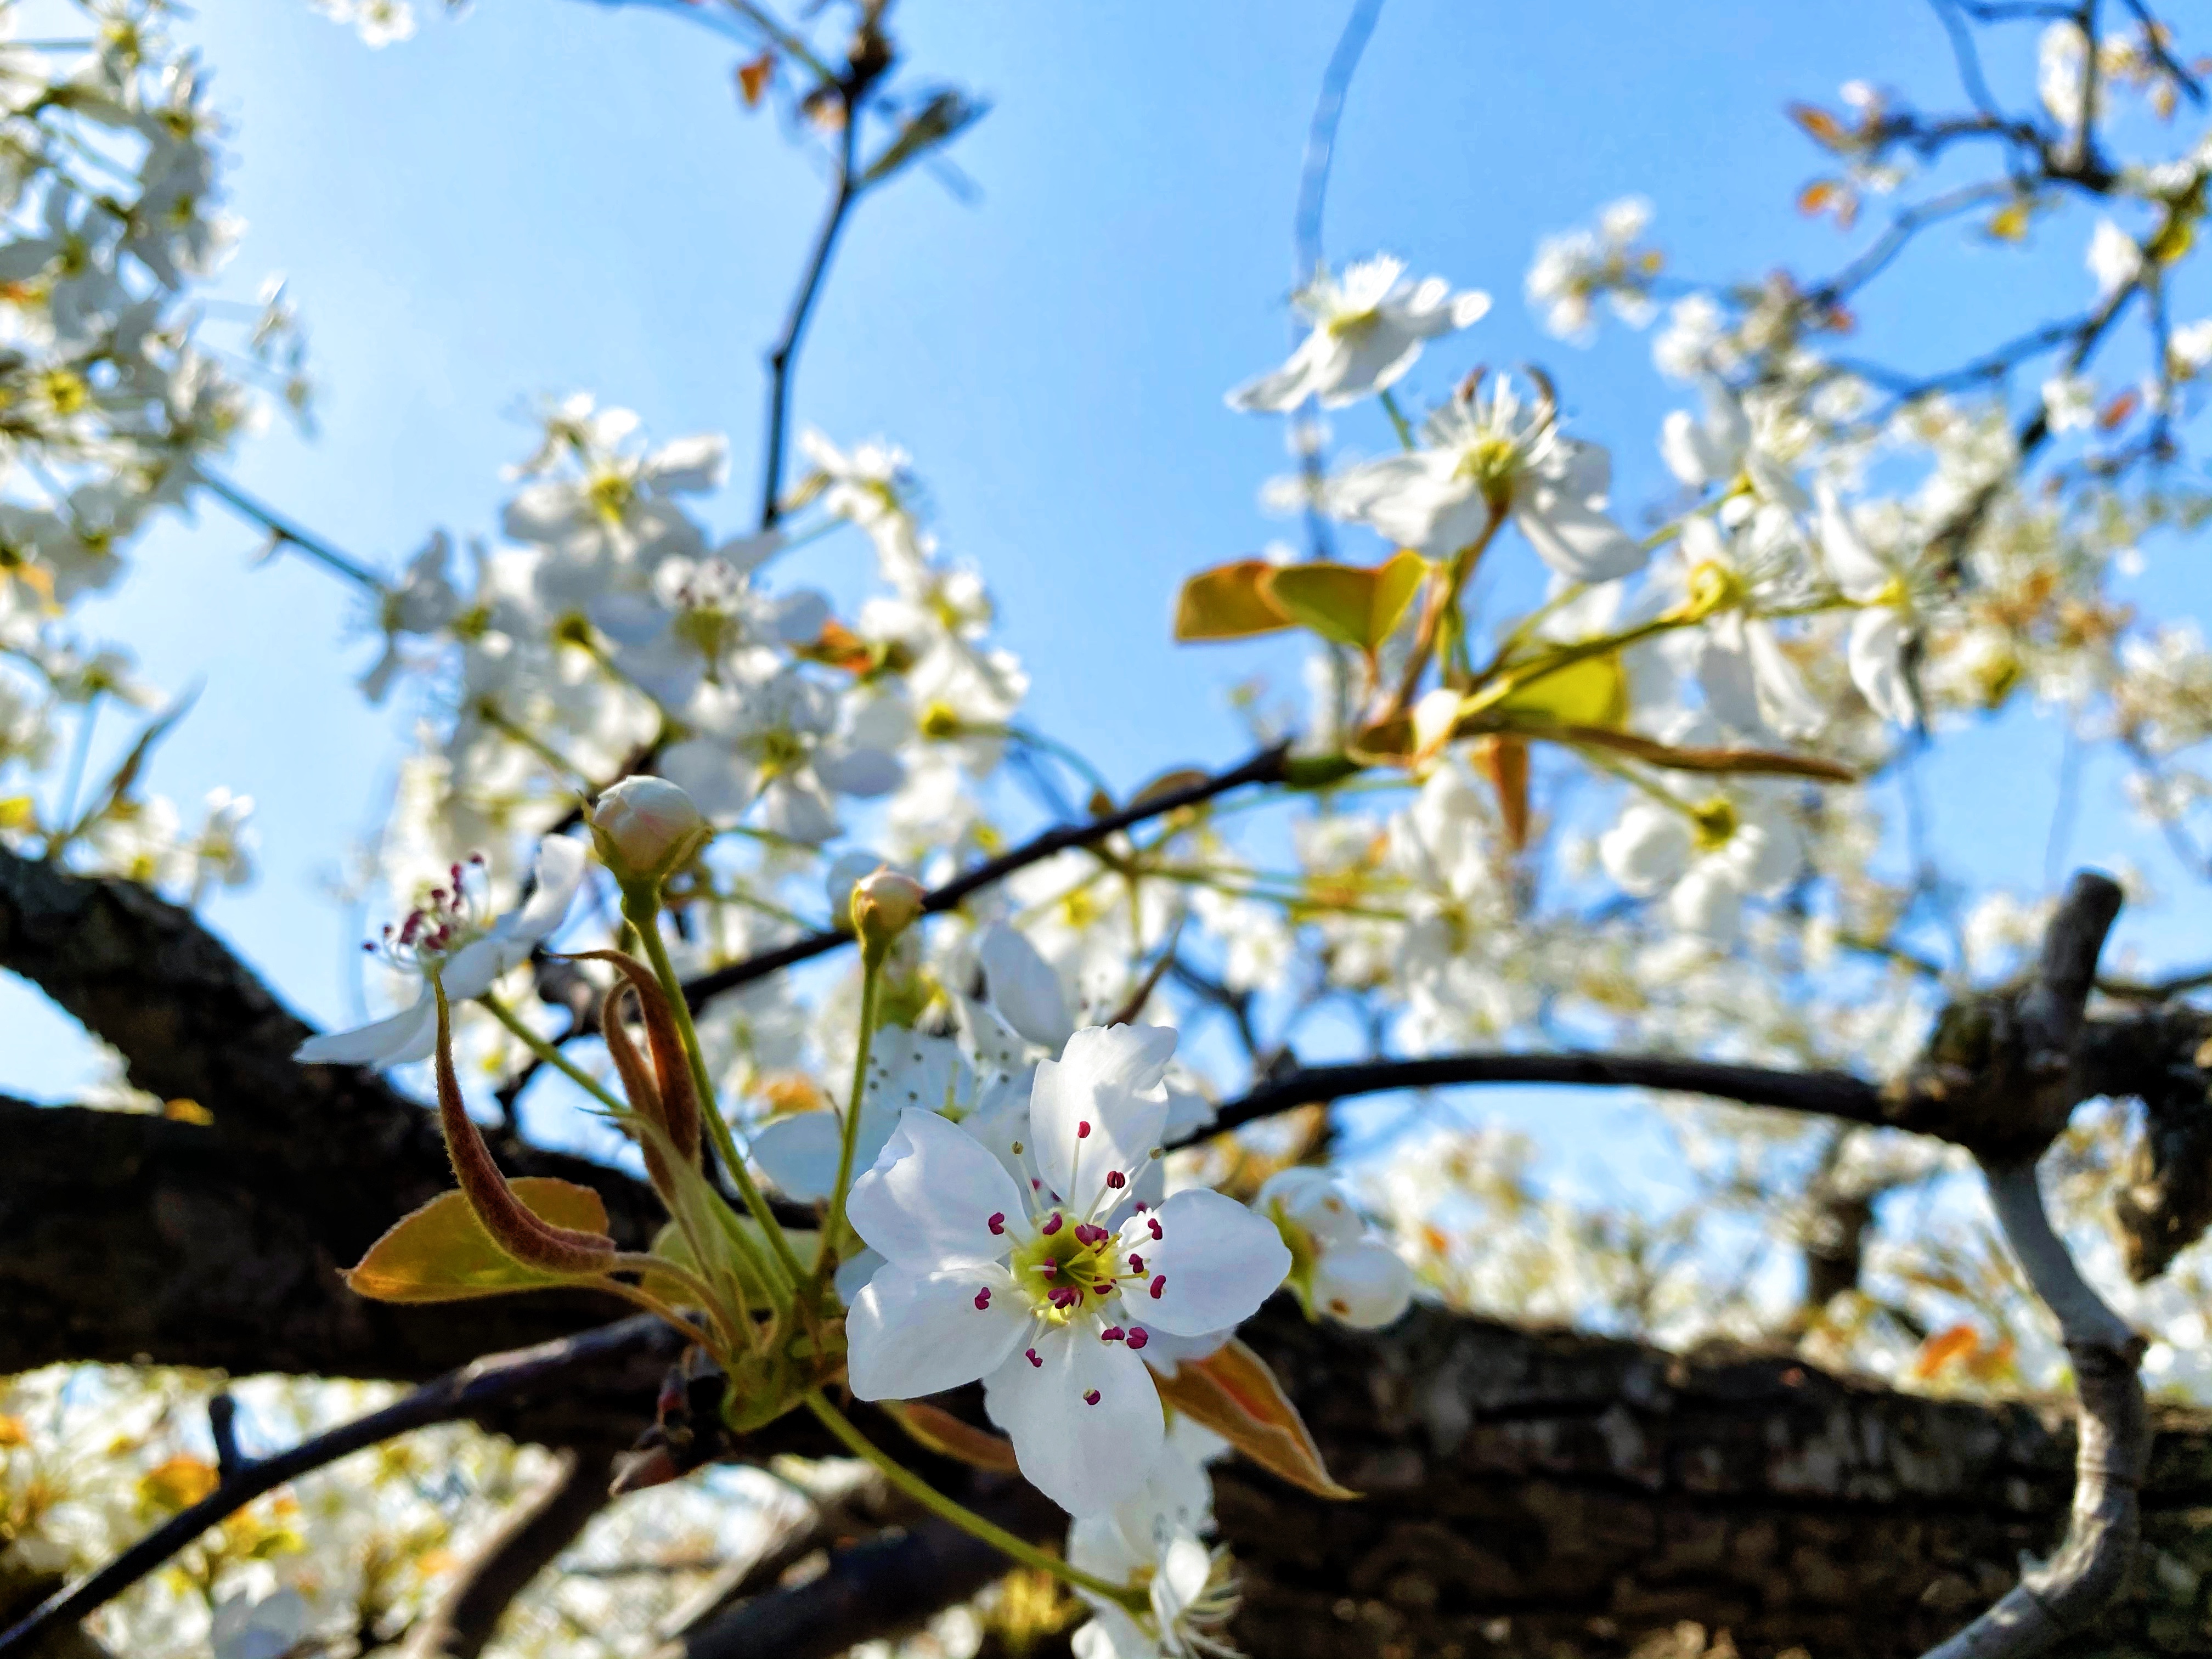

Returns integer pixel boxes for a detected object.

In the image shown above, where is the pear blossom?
[1330,376,1645,582]
[1069,1433,1240,1659]
[2088,218,2141,298]
[1598,780,1802,946]
[1227,256,1489,413]
[753,1027,970,1201]
[1818,482,1918,725]
[1659,384,1809,513]
[2041,375,2097,435]
[294,837,586,1068]
[842,1025,1289,1515]
[658,669,902,844]
[1674,516,1822,740]
[1259,1166,1415,1330]
[1526,197,1661,340]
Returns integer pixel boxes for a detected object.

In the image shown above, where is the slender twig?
[0,1317,677,1658]
[1286,0,1385,561]
[194,467,383,589]
[759,88,861,530]
[678,741,1293,1012]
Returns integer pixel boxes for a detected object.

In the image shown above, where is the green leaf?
[1265,550,1426,650]
[1493,651,1629,729]
[1173,559,1293,641]
[346,1178,611,1304]
[858,89,988,188]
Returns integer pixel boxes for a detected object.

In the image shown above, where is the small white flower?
[1331,375,1644,582]
[842,1026,1290,1515]
[1598,783,1802,946]
[2041,375,2097,434]
[1227,256,1488,413]
[1259,1166,1414,1329]
[659,670,903,844]
[295,837,586,1068]
[2088,218,2141,299]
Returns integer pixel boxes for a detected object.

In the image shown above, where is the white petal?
[752,1110,845,1201]
[1598,802,1692,895]
[848,1107,1024,1268]
[1256,1167,1364,1248]
[1817,482,1889,599]
[1695,619,1765,735]
[834,1246,884,1307]
[1312,1238,1415,1329]
[437,933,516,1001]
[1224,332,1330,414]
[760,775,839,844]
[646,432,729,494]
[1030,1026,1176,1216]
[293,995,437,1068]
[658,736,757,823]
[846,1261,1027,1400]
[1668,863,1743,944]
[1745,620,1823,738]
[511,835,586,941]
[1515,493,1645,583]
[815,743,905,799]
[1128,1187,1289,1336]
[985,1325,1163,1516]
[1660,409,1722,487]
[1849,607,1916,725]
[978,923,1074,1049]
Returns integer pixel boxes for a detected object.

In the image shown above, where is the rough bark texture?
[1224,1306,2211,1659]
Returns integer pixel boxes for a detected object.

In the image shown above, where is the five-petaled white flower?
[1330,375,1645,583]
[843,1025,1289,1516]
[294,836,586,1068]
[1258,1166,1415,1330]
[1227,256,1488,413]
[1817,481,1918,726]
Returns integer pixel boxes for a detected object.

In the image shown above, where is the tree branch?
[0,1320,674,1659]
[399,1448,619,1659]
[678,741,1292,1011]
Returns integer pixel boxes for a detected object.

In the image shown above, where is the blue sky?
[7,0,2207,1208]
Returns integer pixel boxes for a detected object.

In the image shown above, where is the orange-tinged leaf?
[1912,1322,1979,1379]
[140,1455,220,1511]
[736,50,775,109]
[1265,550,1426,651]
[796,618,877,673]
[883,1401,1021,1474]
[1509,721,1859,783]
[1986,199,2031,243]
[2097,387,2140,431]
[1475,735,1531,851]
[1787,102,1846,148]
[346,1178,612,1304]
[1173,560,1293,642]
[1151,1338,1356,1500]
[163,1097,213,1125]
[1797,178,1839,218]
[0,1414,26,1448]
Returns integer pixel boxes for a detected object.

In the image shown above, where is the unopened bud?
[851,867,926,960]
[588,776,709,883]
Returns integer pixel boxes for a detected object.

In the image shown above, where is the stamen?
[1147,1217,1163,1240]
[1041,1212,1064,1236]
[1105,1170,1126,1189]
[1126,1327,1149,1350]
[1100,1325,1125,1342]
[1149,1274,1166,1299]
[1025,1347,1042,1368]
[1083,1389,1101,1406]
[1049,1285,1083,1311]
[1127,1253,1146,1274]
[973,1287,992,1310]
[1077,1120,1092,1138]
[988,1211,1006,1235]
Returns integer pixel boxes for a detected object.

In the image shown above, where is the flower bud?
[851,866,926,960]
[589,776,709,883]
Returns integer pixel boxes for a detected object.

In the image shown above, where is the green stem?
[818,952,883,1289]
[1377,387,1417,451]
[802,1391,1146,1614]
[481,994,628,1116]
[624,887,811,1295]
